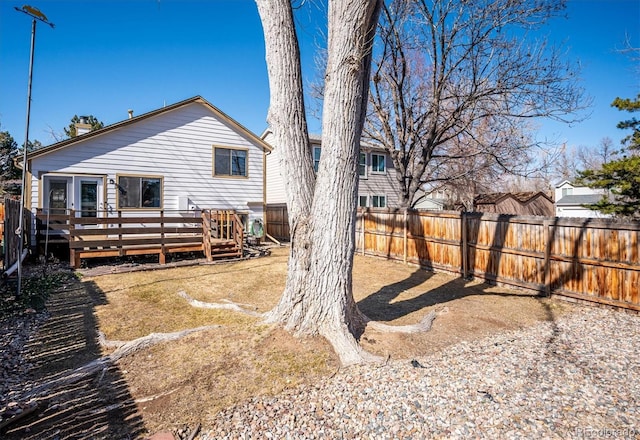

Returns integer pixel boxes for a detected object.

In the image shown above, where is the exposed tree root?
[322,325,384,366]
[22,325,221,400]
[365,309,439,334]
[177,291,263,317]
[97,331,127,349]
[177,292,443,366]
[134,387,180,404]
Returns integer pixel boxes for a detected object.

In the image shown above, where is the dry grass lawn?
[82,245,571,433]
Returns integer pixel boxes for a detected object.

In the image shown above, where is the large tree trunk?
[256,0,382,365]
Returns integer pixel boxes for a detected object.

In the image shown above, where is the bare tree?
[577,136,620,171]
[552,143,581,182]
[364,0,587,207]
[255,0,391,365]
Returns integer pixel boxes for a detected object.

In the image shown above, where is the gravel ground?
[203,305,640,440]
[0,311,49,402]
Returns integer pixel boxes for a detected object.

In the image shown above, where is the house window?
[358,153,367,177]
[371,154,385,173]
[214,147,248,177]
[371,195,386,208]
[118,176,162,209]
[562,187,573,197]
[359,195,368,207]
[313,146,322,172]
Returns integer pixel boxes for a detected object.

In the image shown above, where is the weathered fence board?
[265,204,290,241]
[260,205,639,310]
[356,209,640,311]
[2,198,30,272]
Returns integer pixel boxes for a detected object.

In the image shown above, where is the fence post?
[543,219,551,296]
[362,209,366,256]
[403,209,408,264]
[461,212,468,278]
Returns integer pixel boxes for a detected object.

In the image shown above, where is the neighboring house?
[473,191,554,216]
[20,96,271,230]
[262,131,401,208]
[554,180,609,218]
[413,189,448,211]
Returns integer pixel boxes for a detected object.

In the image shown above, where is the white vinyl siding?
[264,131,287,204]
[29,102,265,219]
[263,135,401,208]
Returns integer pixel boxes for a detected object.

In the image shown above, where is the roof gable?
[475,191,552,205]
[23,96,270,163]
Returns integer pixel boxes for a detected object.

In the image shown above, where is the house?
[413,189,448,211]
[554,180,609,218]
[473,191,554,216]
[263,131,401,209]
[19,96,271,261]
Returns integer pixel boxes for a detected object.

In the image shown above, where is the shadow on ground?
[2,274,145,439]
[358,267,543,322]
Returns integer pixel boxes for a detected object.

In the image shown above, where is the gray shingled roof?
[556,194,603,206]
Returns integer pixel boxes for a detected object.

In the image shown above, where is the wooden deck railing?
[202,210,244,260]
[35,209,244,268]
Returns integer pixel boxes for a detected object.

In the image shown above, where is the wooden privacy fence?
[35,209,244,268]
[2,197,31,272]
[0,202,5,245]
[357,209,640,312]
[265,204,290,241]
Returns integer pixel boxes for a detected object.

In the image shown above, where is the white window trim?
[370,194,387,208]
[371,153,386,174]
[313,146,322,173]
[358,152,368,179]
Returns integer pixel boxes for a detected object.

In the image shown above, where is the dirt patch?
[4,245,574,438]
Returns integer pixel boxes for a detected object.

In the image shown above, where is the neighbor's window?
[313,146,322,172]
[359,195,368,207]
[214,147,248,177]
[562,187,573,197]
[118,176,162,209]
[371,153,385,173]
[371,195,386,208]
[358,152,367,177]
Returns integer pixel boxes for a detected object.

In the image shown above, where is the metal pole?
[17,18,37,297]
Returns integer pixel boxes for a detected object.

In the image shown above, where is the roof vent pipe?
[128,109,133,119]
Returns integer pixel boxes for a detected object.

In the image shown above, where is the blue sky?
[1,0,639,153]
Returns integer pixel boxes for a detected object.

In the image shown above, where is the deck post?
[203,210,212,261]
[118,210,124,256]
[159,210,166,264]
[69,209,80,268]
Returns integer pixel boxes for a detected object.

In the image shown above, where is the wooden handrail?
[34,208,243,267]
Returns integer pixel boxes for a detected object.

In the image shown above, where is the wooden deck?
[36,209,244,268]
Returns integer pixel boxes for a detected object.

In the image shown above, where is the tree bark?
[256,0,383,365]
